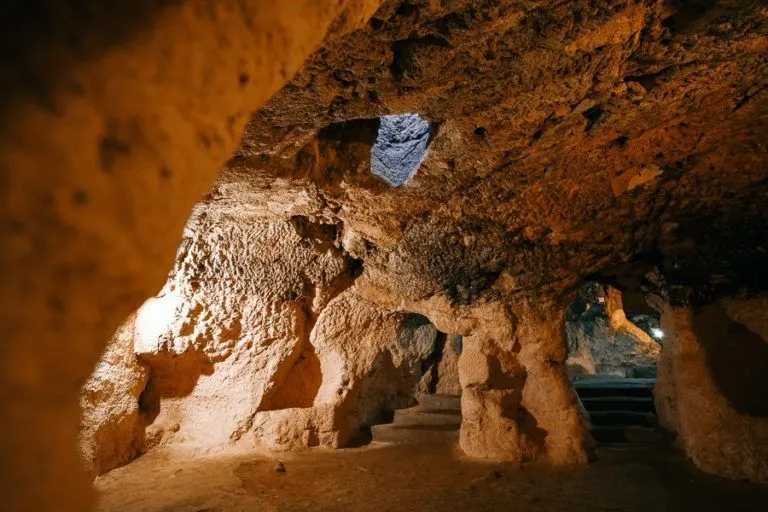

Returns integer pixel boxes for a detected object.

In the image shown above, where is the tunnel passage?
[565,282,663,446]
[565,282,662,379]
[369,318,463,445]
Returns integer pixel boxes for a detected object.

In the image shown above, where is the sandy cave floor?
[95,443,768,512]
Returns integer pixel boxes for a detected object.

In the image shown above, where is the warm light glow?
[134,290,181,353]
[651,328,664,340]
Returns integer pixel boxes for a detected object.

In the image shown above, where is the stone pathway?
[573,377,667,446]
[95,440,768,511]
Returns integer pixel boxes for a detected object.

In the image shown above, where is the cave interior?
[2,0,768,511]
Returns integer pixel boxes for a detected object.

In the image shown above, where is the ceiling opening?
[371,113,430,186]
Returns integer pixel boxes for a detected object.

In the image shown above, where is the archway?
[565,282,664,446]
[369,324,463,444]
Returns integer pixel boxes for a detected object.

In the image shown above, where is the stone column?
[459,299,593,464]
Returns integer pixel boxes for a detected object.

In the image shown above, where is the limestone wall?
[655,299,768,483]
[0,1,380,509]
[79,314,148,477]
[5,0,768,508]
[79,209,436,469]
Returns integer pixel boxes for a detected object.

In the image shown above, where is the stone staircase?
[573,377,666,446]
[371,394,461,444]
[372,382,668,447]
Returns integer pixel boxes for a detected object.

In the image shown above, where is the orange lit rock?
[655,299,768,483]
[254,289,437,450]
[459,300,593,464]
[79,314,148,477]
[5,1,768,508]
[0,1,382,508]
[82,209,440,459]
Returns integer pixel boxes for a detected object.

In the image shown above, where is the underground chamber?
[3,1,768,510]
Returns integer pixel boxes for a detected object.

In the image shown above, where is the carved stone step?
[574,378,656,398]
[591,425,668,445]
[588,410,656,428]
[371,423,459,444]
[580,396,655,412]
[393,407,462,427]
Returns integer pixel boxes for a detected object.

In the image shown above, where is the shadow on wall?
[419,331,447,394]
[693,305,768,417]
[500,393,548,458]
[138,348,214,425]
[494,346,548,459]
[351,351,410,425]
[258,343,322,411]
[351,313,444,428]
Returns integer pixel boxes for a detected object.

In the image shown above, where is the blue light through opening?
[371,113,430,186]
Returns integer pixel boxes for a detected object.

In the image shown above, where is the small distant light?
[597,297,605,303]
[651,328,664,340]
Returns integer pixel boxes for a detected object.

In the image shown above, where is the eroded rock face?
[420,334,462,395]
[201,0,767,473]
[80,207,441,464]
[655,298,768,483]
[457,300,593,464]
[236,0,768,304]
[1,1,382,509]
[10,0,766,501]
[254,290,436,449]
[79,314,148,477]
[132,210,356,451]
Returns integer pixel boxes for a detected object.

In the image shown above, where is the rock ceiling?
[210,0,767,308]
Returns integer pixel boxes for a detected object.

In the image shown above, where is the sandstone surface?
[655,298,768,483]
[2,1,768,508]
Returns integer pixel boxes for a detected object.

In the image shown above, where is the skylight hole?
[370,113,431,187]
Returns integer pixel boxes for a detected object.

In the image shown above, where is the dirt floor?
[95,443,768,512]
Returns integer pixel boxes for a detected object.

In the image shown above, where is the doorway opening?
[369,319,463,445]
[565,282,664,445]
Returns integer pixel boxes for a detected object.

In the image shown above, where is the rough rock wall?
[217,0,767,469]
[79,314,148,477]
[80,208,438,466]
[420,334,462,396]
[254,290,436,449]
[655,299,768,483]
[133,210,357,452]
[6,0,768,506]
[565,319,660,377]
[240,0,768,300]
[0,1,382,510]
[435,335,463,395]
[355,280,592,465]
